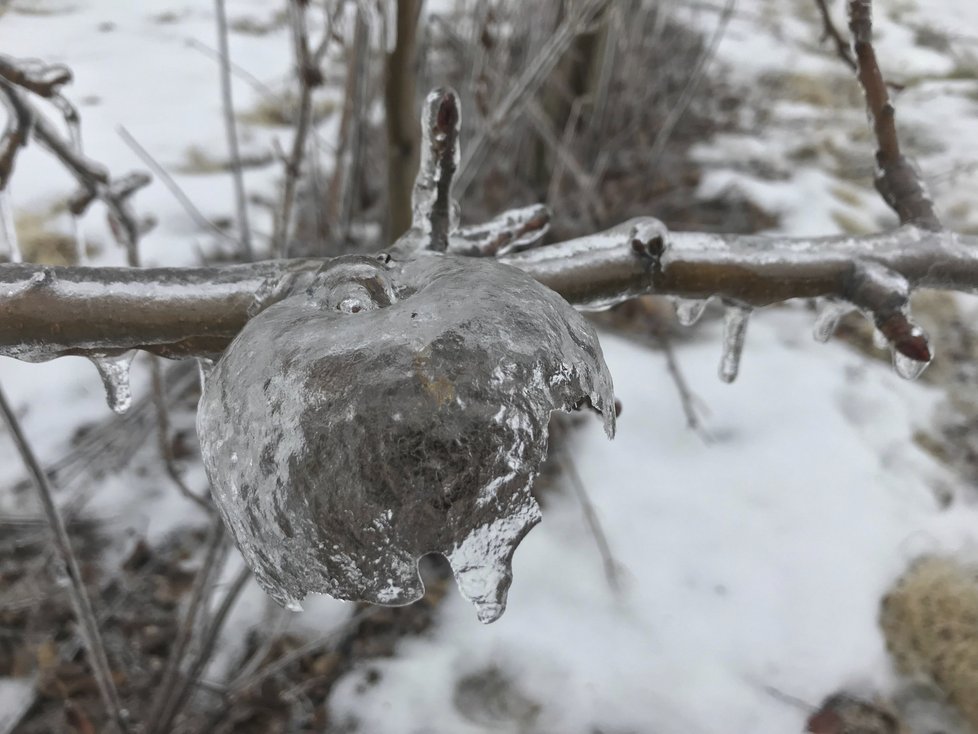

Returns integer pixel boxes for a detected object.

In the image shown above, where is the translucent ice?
[719,303,751,383]
[672,297,709,327]
[0,192,21,264]
[89,352,135,414]
[813,299,853,343]
[893,350,930,380]
[197,252,615,623]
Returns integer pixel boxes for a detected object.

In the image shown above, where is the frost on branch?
[197,252,615,624]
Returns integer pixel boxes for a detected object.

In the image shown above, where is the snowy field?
[2,0,978,732]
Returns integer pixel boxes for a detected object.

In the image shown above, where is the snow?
[1,0,978,731]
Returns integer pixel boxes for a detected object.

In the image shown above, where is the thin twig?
[116,125,237,244]
[337,6,370,247]
[847,0,940,229]
[154,565,252,733]
[275,0,329,257]
[214,0,254,260]
[148,356,212,510]
[557,445,621,593]
[146,516,226,734]
[0,383,129,734]
[813,0,858,71]
[455,0,610,196]
[653,328,711,441]
[229,606,379,696]
[0,80,31,191]
[646,0,735,172]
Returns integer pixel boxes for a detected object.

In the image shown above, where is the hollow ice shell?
[197,252,615,623]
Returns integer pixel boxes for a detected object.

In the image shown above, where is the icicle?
[0,191,22,264]
[893,350,930,380]
[71,214,87,264]
[718,303,751,383]
[872,327,889,350]
[813,299,853,343]
[672,297,709,327]
[89,353,135,414]
[196,357,215,391]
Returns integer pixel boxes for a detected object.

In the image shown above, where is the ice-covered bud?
[197,253,615,623]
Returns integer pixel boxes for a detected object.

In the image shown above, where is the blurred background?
[2,0,978,732]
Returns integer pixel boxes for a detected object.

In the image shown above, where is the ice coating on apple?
[197,251,615,623]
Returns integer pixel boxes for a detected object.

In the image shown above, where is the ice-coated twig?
[0,57,147,263]
[410,87,461,252]
[2,222,978,363]
[214,0,254,260]
[0,81,151,264]
[848,0,940,230]
[0,55,72,98]
[0,383,130,734]
[448,204,550,256]
[0,79,31,192]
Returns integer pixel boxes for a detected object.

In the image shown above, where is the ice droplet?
[893,350,930,380]
[718,303,751,383]
[196,358,215,391]
[813,299,852,343]
[672,297,709,327]
[89,353,135,414]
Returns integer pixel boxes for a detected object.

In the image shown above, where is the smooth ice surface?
[718,303,751,383]
[89,352,135,414]
[813,299,854,343]
[894,350,930,381]
[673,297,709,327]
[198,252,614,622]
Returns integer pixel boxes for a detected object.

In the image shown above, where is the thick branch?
[385,0,423,240]
[1,221,975,361]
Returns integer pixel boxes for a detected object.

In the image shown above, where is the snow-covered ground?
[2,1,978,732]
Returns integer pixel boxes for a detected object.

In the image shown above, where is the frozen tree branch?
[0,223,974,362]
[848,0,939,229]
[385,0,423,239]
[0,1,973,380]
[0,79,31,191]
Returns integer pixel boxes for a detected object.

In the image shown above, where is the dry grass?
[15,210,98,265]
